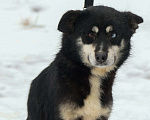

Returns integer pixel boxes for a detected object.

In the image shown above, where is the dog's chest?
[59,76,111,120]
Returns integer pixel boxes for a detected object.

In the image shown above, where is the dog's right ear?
[58,10,80,34]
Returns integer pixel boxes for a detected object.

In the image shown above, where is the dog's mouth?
[88,55,116,68]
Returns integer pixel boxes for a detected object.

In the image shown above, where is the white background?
[0,0,150,120]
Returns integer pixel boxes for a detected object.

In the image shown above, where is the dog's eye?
[88,33,96,38]
[111,33,117,38]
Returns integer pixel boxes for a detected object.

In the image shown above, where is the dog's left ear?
[58,10,81,34]
[124,12,143,33]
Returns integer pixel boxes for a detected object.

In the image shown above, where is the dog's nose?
[95,52,108,63]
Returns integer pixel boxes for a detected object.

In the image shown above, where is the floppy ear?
[58,10,81,33]
[124,12,143,33]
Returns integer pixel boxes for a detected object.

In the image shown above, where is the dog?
[27,6,143,120]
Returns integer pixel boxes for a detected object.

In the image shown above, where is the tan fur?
[110,39,125,64]
[59,75,111,120]
[91,66,116,77]
[77,37,95,67]
[106,26,113,33]
[92,26,99,33]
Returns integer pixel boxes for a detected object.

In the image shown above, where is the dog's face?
[58,6,143,69]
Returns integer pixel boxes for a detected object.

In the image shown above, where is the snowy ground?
[0,0,150,120]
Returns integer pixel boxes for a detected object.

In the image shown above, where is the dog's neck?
[90,67,117,106]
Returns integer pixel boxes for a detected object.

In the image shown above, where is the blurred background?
[0,0,149,120]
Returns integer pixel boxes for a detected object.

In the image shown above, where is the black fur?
[27,6,143,120]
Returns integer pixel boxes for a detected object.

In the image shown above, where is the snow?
[0,0,149,120]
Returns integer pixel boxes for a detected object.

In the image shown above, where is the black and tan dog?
[27,6,143,120]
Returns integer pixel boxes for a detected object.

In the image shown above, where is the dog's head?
[58,6,143,69]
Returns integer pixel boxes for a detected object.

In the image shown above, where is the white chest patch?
[59,75,111,120]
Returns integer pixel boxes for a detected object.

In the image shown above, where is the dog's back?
[27,65,55,120]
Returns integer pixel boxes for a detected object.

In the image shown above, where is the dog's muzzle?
[88,50,116,68]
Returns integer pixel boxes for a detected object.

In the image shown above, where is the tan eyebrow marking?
[92,26,99,33]
[106,26,113,33]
